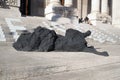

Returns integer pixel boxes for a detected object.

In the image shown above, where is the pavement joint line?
[0,65,68,80]
[49,61,120,76]
[1,60,120,80]
[0,25,6,41]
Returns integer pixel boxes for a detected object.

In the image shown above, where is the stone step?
[42,21,66,35]
[43,21,119,44]
[1,24,14,42]
[1,24,29,42]
[73,23,120,44]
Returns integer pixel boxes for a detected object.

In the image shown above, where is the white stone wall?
[112,0,120,28]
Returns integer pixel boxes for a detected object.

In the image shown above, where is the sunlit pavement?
[0,7,120,80]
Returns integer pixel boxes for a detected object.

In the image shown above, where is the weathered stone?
[13,31,32,51]
[55,29,91,51]
[13,26,57,52]
[13,27,91,52]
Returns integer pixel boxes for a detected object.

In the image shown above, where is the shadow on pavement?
[83,46,109,57]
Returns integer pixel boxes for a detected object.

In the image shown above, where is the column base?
[113,24,120,29]
[63,7,74,18]
[45,3,63,21]
[87,12,100,26]
[45,13,62,21]
[99,14,112,24]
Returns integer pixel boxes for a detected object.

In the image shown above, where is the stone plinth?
[112,0,120,28]
[88,0,100,26]
[64,0,72,7]
[101,0,108,15]
[45,0,63,21]
[88,13,100,25]
[63,0,73,18]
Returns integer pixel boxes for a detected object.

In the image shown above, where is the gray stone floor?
[0,7,120,80]
[0,43,120,80]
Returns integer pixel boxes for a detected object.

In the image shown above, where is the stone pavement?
[0,7,120,80]
[0,43,120,80]
[1,7,120,44]
[40,17,120,44]
[48,18,120,44]
[1,41,120,80]
[0,7,50,42]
